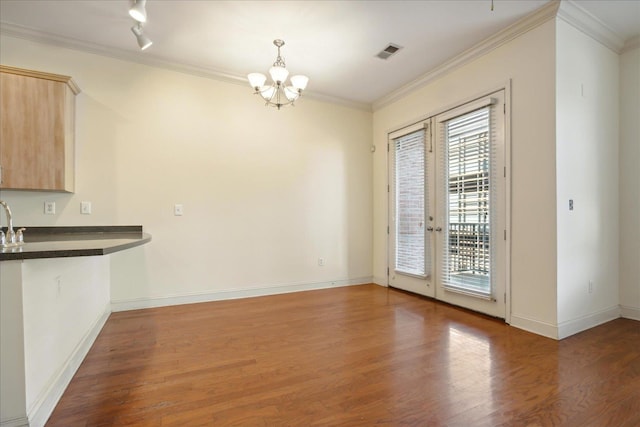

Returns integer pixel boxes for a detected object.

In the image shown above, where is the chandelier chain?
[272,39,286,69]
[273,50,286,69]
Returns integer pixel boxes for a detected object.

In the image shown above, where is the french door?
[388,91,506,318]
[388,121,435,298]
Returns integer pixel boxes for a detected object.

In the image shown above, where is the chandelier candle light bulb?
[248,39,309,109]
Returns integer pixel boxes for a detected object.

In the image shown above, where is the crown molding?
[0,22,371,112]
[304,92,372,112]
[557,0,625,53]
[0,64,81,94]
[372,1,560,111]
[622,35,640,53]
[0,22,243,84]
[2,0,629,114]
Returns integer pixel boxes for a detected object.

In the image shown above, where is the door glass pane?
[444,108,491,295]
[394,129,429,277]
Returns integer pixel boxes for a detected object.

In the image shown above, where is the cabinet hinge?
[387,226,390,235]
[504,166,506,178]
[504,229,507,240]
[504,293,506,303]
[503,104,506,114]
[387,184,390,193]
[387,143,390,152]
[387,267,390,276]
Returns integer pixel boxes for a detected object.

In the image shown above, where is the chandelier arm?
[264,86,296,109]
[261,85,276,103]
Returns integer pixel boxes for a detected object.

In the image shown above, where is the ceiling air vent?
[376,43,403,60]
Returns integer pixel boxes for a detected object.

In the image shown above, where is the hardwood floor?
[46,284,640,426]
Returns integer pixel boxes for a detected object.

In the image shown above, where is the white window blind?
[392,128,430,277]
[439,106,495,298]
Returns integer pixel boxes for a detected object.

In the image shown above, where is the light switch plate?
[44,201,56,215]
[174,204,184,216]
[81,201,92,214]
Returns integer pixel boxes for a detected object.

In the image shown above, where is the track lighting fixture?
[128,0,151,50]
[131,23,152,50]
[129,0,147,23]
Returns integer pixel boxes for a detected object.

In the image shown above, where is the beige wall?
[619,45,640,320]
[555,19,620,336]
[373,20,559,336]
[0,35,374,306]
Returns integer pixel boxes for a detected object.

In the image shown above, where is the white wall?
[373,20,559,337]
[0,35,373,306]
[619,44,640,320]
[0,261,26,426]
[21,257,110,425]
[0,256,110,427]
[555,20,621,337]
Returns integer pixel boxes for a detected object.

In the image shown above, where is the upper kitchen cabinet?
[0,65,80,192]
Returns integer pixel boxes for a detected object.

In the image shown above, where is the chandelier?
[247,39,309,109]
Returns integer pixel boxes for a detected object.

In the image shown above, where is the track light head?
[129,0,147,23]
[131,23,152,50]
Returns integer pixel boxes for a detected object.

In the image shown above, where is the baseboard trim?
[557,305,621,339]
[510,314,559,339]
[620,305,640,321]
[372,276,388,287]
[111,277,373,312]
[0,417,29,427]
[26,305,111,427]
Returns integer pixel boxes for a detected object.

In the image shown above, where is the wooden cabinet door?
[0,66,78,192]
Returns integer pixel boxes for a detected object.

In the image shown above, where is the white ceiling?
[0,0,638,107]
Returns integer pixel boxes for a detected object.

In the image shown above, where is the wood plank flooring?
[46,284,640,426]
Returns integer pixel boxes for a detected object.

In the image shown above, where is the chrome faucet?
[0,200,24,247]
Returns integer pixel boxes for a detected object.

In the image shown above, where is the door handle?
[426,226,434,232]
[435,227,442,232]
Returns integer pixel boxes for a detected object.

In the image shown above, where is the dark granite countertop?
[0,226,151,261]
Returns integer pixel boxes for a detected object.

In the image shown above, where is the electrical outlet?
[81,201,92,214]
[44,201,56,215]
[588,280,594,294]
[174,204,184,216]
[318,258,325,266]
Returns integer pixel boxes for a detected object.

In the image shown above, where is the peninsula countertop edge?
[0,225,151,261]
